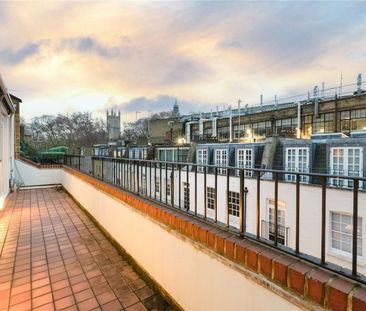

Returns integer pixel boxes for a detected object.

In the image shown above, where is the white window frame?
[330,147,363,188]
[329,211,363,259]
[215,149,228,175]
[228,191,240,228]
[285,147,309,183]
[197,149,208,173]
[237,148,253,177]
[264,199,288,246]
[206,187,215,219]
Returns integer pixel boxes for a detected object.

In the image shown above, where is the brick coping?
[17,156,63,169]
[63,166,366,311]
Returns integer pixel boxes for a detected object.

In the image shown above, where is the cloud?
[101,94,217,121]
[0,41,44,64]
[59,36,131,59]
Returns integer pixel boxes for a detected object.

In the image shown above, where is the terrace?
[7,156,366,310]
[0,187,169,311]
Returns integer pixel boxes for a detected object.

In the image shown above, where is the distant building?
[148,101,184,145]
[107,109,121,142]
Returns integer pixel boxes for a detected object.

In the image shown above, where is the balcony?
[0,187,170,311]
[4,156,366,310]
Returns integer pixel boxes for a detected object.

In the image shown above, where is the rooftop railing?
[64,154,366,285]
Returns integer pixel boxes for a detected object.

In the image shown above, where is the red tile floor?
[0,188,171,311]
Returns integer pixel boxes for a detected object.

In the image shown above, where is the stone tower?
[106,109,121,142]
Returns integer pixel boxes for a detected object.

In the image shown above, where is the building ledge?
[17,156,63,169]
[63,166,366,310]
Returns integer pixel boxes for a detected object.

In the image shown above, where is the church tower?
[106,109,121,142]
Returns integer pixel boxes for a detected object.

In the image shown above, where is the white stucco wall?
[62,170,300,311]
[15,159,62,186]
[0,107,14,207]
[115,166,366,276]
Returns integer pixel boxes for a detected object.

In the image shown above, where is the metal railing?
[63,154,366,284]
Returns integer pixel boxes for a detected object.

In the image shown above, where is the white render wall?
[61,170,300,311]
[110,165,366,276]
[14,159,62,186]
[0,106,14,207]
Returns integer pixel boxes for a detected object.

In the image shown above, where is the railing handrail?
[87,155,366,182]
[64,154,366,284]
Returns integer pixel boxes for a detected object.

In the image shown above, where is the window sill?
[327,249,365,267]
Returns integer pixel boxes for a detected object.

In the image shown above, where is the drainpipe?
[229,114,233,142]
[297,102,301,139]
[212,118,217,138]
[185,122,191,144]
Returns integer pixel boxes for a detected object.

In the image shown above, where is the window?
[252,121,272,139]
[330,147,363,188]
[183,182,190,210]
[207,187,215,210]
[340,109,366,133]
[217,126,230,141]
[215,149,228,175]
[206,187,215,219]
[262,199,287,246]
[237,149,253,177]
[301,115,312,138]
[276,118,297,137]
[313,113,334,134]
[330,212,362,257]
[228,191,240,217]
[197,149,207,173]
[285,147,309,183]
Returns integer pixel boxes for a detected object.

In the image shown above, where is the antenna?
[321,82,325,98]
[260,94,263,108]
[274,95,278,108]
[357,73,362,95]
[339,72,343,96]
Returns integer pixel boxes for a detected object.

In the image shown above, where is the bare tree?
[22,112,108,154]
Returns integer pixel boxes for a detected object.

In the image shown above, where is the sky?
[0,1,366,122]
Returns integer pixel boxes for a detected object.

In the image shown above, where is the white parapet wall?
[15,159,62,187]
[62,169,300,311]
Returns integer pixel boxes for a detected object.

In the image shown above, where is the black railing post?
[204,165,207,219]
[78,156,81,171]
[214,166,218,223]
[165,162,168,204]
[274,172,279,246]
[186,163,189,211]
[226,166,230,227]
[296,173,300,253]
[256,171,261,238]
[171,164,175,208]
[239,169,244,235]
[194,165,197,216]
[160,163,162,202]
[137,161,140,194]
[178,164,181,210]
[149,162,152,197]
[352,179,359,276]
[91,157,94,177]
[101,157,104,181]
[321,176,327,265]
[153,162,156,200]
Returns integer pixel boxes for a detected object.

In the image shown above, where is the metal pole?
[352,179,359,276]
[296,174,300,253]
[321,176,327,264]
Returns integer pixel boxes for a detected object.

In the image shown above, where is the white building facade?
[0,75,15,207]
